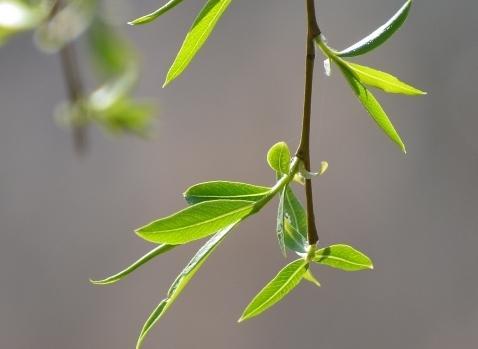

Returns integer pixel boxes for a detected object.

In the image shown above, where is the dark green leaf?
[129,0,185,25]
[164,0,232,86]
[239,259,307,322]
[267,141,291,175]
[339,64,406,153]
[313,244,374,271]
[337,0,413,57]
[136,199,254,244]
[136,224,236,349]
[283,187,308,254]
[183,181,270,204]
[90,244,176,285]
[345,61,426,95]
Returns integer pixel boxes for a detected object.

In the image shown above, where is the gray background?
[1,0,477,348]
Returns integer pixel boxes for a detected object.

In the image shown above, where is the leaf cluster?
[0,0,153,136]
[92,142,373,348]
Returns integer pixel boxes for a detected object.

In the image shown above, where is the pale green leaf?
[276,187,286,257]
[129,0,185,25]
[164,0,231,86]
[345,62,426,95]
[339,64,406,153]
[136,199,254,244]
[313,244,374,271]
[283,187,308,254]
[90,244,176,285]
[267,141,291,175]
[303,269,321,287]
[338,0,413,57]
[183,181,270,204]
[239,259,307,322]
[136,224,236,349]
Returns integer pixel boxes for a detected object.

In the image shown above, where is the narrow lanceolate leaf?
[276,187,287,257]
[267,142,291,175]
[239,259,308,322]
[283,187,308,254]
[337,0,413,57]
[164,0,232,86]
[136,224,236,349]
[90,244,175,285]
[339,64,406,153]
[313,244,374,271]
[136,200,254,244]
[345,62,426,95]
[184,181,270,204]
[129,0,185,25]
[303,269,321,287]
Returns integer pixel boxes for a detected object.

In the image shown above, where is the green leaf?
[267,141,291,175]
[136,199,254,244]
[239,259,307,322]
[303,269,321,287]
[183,181,270,204]
[129,0,185,25]
[88,18,134,77]
[337,0,413,57]
[136,224,236,349]
[339,64,406,153]
[283,187,308,254]
[276,187,286,257]
[90,244,176,285]
[345,62,426,95]
[163,0,232,86]
[313,244,374,271]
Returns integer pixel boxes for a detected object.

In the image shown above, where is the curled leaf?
[129,0,185,26]
[338,0,413,57]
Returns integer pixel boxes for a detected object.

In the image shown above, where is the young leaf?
[303,269,321,287]
[90,244,176,285]
[136,199,254,244]
[129,0,185,26]
[313,244,374,271]
[239,259,307,322]
[276,187,286,256]
[267,141,291,175]
[184,181,270,204]
[345,62,426,95]
[163,0,232,86]
[136,224,236,349]
[337,0,413,57]
[283,187,308,254]
[339,64,407,153]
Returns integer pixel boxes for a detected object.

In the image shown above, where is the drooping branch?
[296,0,321,246]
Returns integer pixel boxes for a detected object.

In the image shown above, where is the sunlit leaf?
[136,199,254,244]
[239,259,307,322]
[129,0,185,25]
[313,244,374,271]
[303,269,321,287]
[136,224,236,349]
[345,61,426,95]
[163,0,231,86]
[283,187,308,254]
[90,244,176,285]
[267,141,291,175]
[339,64,406,153]
[183,181,270,204]
[338,0,413,57]
[276,187,286,256]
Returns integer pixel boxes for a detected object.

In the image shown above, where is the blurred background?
[1,0,477,348]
